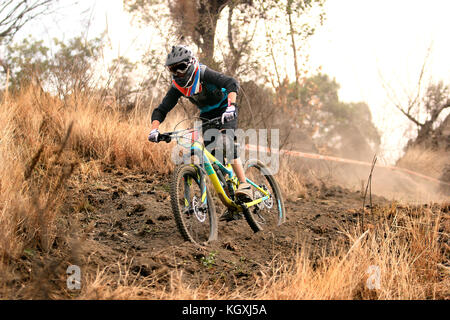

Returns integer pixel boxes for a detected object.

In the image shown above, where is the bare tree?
[383,50,450,148]
[0,1,55,41]
[225,1,259,76]
[125,0,231,66]
[126,0,324,70]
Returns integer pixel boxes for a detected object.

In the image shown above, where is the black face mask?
[173,63,196,88]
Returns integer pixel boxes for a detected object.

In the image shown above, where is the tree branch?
[393,102,423,127]
[0,0,53,41]
[227,2,238,57]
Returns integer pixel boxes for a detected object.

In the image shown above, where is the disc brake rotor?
[254,190,265,210]
[192,196,207,223]
[256,185,273,209]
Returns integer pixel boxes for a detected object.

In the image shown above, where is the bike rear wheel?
[170,164,218,244]
[242,159,286,232]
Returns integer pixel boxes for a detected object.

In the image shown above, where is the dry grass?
[0,85,174,298]
[396,146,449,180]
[255,204,449,300]
[0,86,448,300]
[137,204,448,300]
[277,158,310,201]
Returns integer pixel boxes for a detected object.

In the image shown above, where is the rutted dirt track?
[70,163,392,290]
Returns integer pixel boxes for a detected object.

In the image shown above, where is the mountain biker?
[148,45,253,206]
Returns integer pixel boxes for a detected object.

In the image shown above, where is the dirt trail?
[72,164,390,290]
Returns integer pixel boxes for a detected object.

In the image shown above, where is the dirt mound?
[69,165,390,290]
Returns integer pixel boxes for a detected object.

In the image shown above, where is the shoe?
[235,182,253,202]
[220,209,243,222]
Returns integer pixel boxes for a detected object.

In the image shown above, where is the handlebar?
[201,117,222,130]
[155,116,222,144]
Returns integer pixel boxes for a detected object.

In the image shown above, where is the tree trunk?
[194,0,228,67]
[197,17,218,65]
[287,0,299,95]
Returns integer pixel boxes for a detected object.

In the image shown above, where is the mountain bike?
[157,117,286,245]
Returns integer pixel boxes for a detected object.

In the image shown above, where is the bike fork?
[183,167,208,212]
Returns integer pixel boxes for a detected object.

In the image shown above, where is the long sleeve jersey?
[151,66,239,123]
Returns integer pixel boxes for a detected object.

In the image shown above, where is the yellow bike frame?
[190,140,270,212]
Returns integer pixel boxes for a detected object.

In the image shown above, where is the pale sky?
[307,0,450,163]
[17,0,450,164]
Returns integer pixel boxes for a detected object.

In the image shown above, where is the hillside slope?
[67,165,386,290]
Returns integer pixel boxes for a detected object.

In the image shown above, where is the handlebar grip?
[157,134,171,143]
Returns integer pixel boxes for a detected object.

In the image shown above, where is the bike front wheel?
[170,164,218,244]
[242,159,286,232]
